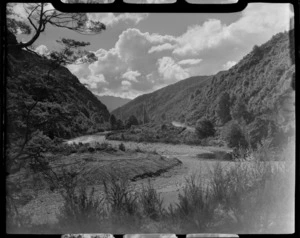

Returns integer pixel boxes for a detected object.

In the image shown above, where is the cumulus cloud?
[35,45,50,56]
[157,57,190,81]
[80,74,107,89]
[173,19,231,56]
[122,70,141,82]
[68,3,292,98]
[170,3,291,56]
[223,60,237,70]
[121,80,132,86]
[87,13,149,27]
[178,58,203,66]
[148,43,176,53]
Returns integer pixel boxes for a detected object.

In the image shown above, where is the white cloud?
[68,3,292,98]
[167,4,291,56]
[148,43,176,53]
[173,19,231,56]
[157,57,190,81]
[80,74,107,89]
[87,13,149,27]
[223,60,237,70]
[35,45,50,56]
[122,70,141,82]
[178,58,203,66]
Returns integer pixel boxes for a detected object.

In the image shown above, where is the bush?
[222,122,248,149]
[248,117,277,148]
[102,174,139,217]
[57,186,105,232]
[195,118,215,139]
[119,143,125,151]
[126,115,139,129]
[209,161,294,233]
[135,146,143,152]
[139,181,164,221]
[170,173,217,232]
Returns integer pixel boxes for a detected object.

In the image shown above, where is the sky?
[12,1,293,99]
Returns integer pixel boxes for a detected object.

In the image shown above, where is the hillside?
[6,32,110,140]
[96,95,131,112]
[183,30,295,127]
[112,75,210,122]
[113,30,295,130]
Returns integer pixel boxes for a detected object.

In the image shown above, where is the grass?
[7,139,295,234]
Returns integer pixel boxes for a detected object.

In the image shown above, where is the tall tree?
[142,104,150,124]
[109,114,117,130]
[216,92,231,125]
[126,115,139,129]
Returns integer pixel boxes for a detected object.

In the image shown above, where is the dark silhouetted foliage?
[126,115,139,129]
[195,118,215,139]
[216,92,231,124]
[222,122,248,149]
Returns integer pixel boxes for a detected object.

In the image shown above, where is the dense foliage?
[6,33,110,142]
[195,119,215,139]
[222,122,248,149]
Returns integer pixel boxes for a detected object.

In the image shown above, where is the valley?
[5,5,295,233]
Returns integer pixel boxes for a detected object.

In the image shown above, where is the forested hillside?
[113,30,295,133]
[184,30,295,126]
[6,32,110,141]
[112,75,210,122]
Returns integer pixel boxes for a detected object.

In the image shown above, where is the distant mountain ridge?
[96,95,131,112]
[113,30,295,129]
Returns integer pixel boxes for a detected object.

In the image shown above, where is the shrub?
[135,146,143,152]
[161,124,167,130]
[139,181,164,221]
[87,147,95,153]
[126,115,139,129]
[119,143,125,151]
[248,117,277,148]
[222,122,248,149]
[209,160,294,233]
[57,186,105,232]
[172,173,217,232]
[195,118,215,139]
[102,174,138,217]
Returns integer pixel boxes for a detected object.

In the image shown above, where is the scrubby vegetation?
[195,118,215,139]
[7,138,295,233]
[106,122,192,145]
[7,35,110,142]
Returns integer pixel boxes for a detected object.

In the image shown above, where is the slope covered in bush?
[184,30,295,127]
[112,75,210,123]
[6,33,110,140]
